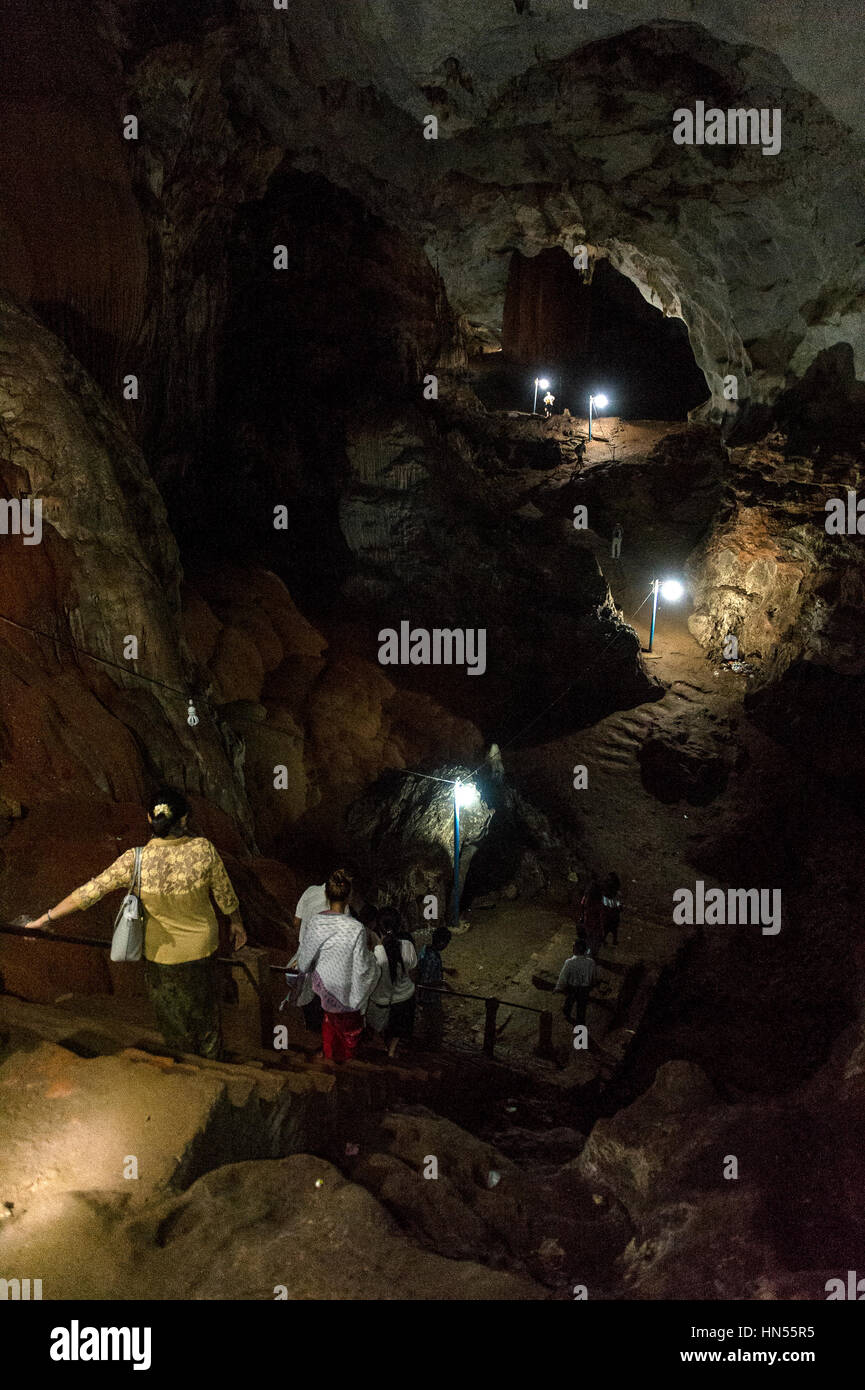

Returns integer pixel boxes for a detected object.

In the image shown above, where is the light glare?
[661,580,684,602]
[454,782,479,808]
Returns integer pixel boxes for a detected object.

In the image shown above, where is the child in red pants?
[321,1009,364,1062]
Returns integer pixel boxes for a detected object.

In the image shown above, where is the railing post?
[483,997,499,1058]
[249,948,274,1051]
[537,1009,554,1060]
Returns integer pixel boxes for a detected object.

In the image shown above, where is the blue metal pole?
[648,579,660,652]
[533,378,539,414]
[452,789,461,925]
[589,396,594,440]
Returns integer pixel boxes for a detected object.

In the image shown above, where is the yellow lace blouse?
[74,836,240,965]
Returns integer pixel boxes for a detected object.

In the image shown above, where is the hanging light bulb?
[187,699,200,727]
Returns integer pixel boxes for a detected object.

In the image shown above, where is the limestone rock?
[136,1155,548,1301]
[638,715,740,806]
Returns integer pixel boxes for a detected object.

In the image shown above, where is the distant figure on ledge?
[611,523,623,558]
[543,390,555,418]
[416,926,453,1050]
[556,940,598,1026]
[578,875,606,958]
[23,787,246,1059]
[602,872,623,947]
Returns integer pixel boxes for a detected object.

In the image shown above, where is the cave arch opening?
[470,247,708,422]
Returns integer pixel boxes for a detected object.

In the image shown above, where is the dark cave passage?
[472,249,708,421]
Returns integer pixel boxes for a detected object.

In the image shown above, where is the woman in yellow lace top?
[26,788,246,1059]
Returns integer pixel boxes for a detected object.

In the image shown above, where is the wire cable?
[1,578,660,785]
[0,612,191,702]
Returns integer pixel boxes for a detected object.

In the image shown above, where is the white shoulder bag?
[110,846,145,962]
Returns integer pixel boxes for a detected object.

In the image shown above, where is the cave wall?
[0,0,148,388]
[155,2,864,415]
[502,248,592,364]
[687,440,865,682]
[0,294,246,820]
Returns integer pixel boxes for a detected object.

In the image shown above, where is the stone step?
[0,994,442,1221]
[0,994,435,1088]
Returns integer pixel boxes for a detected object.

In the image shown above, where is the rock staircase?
[588,708,656,772]
[0,992,441,1218]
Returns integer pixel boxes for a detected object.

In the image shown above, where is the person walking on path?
[556,940,598,1026]
[292,864,370,1033]
[296,868,379,1063]
[24,787,246,1059]
[416,926,452,1050]
[602,872,623,946]
[579,876,606,958]
[367,906,418,1058]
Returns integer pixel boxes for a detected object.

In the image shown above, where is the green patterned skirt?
[143,953,223,1060]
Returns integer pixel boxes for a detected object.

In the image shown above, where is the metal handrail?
[0,920,257,985]
[281,946,547,1013]
[0,922,556,1061]
[0,921,271,1043]
[411,982,546,1014]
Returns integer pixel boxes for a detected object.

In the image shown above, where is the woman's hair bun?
[325,867,353,901]
[148,787,190,837]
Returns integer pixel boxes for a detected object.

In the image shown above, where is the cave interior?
[0,0,864,1311]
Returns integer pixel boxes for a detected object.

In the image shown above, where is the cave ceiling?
[1,0,864,416]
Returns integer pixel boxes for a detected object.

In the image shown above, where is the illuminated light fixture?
[454,781,479,809]
[588,392,609,440]
[533,376,551,414]
[452,780,480,924]
[648,577,685,652]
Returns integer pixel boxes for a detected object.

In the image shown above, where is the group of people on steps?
[292,866,452,1062]
[23,786,623,1063]
[23,787,452,1064]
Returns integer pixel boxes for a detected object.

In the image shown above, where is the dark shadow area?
[158,166,458,616]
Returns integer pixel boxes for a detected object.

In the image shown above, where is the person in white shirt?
[366,906,418,1058]
[555,940,598,1025]
[293,869,377,1032]
[296,869,379,1062]
[293,881,329,1032]
[293,870,369,943]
